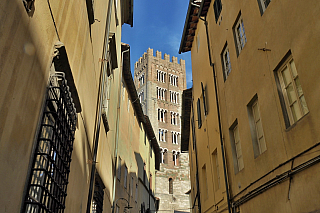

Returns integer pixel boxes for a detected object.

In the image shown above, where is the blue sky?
[121,0,193,88]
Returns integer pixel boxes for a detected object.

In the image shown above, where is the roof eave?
[179,0,194,54]
[121,43,146,124]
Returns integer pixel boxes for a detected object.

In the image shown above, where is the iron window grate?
[92,175,105,213]
[23,73,77,213]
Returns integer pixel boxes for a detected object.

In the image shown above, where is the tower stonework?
[134,48,191,212]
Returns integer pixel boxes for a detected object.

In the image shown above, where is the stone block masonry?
[134,48,190,212]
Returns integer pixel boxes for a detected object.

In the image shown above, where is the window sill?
[285,112,310,132]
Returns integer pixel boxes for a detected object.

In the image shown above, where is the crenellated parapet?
[135,48,185,70]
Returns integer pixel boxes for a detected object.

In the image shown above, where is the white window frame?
[159,129,167,142]
[172,131,179,144]
[233,125,244,172]
[157,70,166,83]
[222,45,232,80]
[234,15,247,54]
[258,0,271,14]
[170,91,179,104]
[212,150,221,190]
[277,57,309,126]
[170,112,179,125]
[252,100,267,155]
[158,108,166,123]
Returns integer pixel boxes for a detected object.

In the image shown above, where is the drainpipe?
[111,47,129,213]
[85,0,113,212]
[200,16,232,213]
[191,102,201,213]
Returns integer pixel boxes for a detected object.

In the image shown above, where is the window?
[23,0,34,12]
[173,151,180,166]
[221,44,232,81]
[159,129,167,142]
[201,82,207,116]
[92,174,105,213]
[201,164,208,198]
[86,0,95,24]
[276,55,309,127]
[230,122,244,173]
[170,91,179,104]
[197,98,202,128]
[169,178,173,194]
[117,157,121,180]
[233,14,247,55]
[160,148,163,163]
[158,108,167,123]
[156,87,166,100]
[257,0,271,15]
[139,91,144,103]
[212,150,221,190]
[138,73,145,87]
[213,0,222,23]
[170,112,179,125]
[22,73,77,213]
[172,132,179,144]
[116,205,120,213]
[248,97,267,157]
[169,74,178,86]
[157,70,166,83]
[124,165,128,189]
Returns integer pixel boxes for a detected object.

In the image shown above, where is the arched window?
[169,178,173,194]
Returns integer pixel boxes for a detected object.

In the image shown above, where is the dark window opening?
[213,0,222,23]
[92,174,105,213]
[197,98,202,128]
[169,178,173,194]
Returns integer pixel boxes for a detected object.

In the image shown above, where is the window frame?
[221,44,232,81]
[257,0,272,15]
[197,98,202,128]
[233,13,247,55]
[212,150,221,191]
[22,73,77,213]
[229,121,244,174]
[201,164,208,198]
[169,178,173,194]
[275,54,309,128]
[92,174,105,213]
[213,0,222,23]
[247,96,267,158]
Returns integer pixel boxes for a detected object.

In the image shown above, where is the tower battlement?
[135,48,185,69]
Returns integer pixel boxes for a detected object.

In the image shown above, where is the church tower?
[134,48,191,212]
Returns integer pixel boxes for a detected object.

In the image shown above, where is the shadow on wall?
[0,1,58,212]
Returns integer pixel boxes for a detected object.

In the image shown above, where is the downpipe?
[85,0,113,211]
[200,16,232,213]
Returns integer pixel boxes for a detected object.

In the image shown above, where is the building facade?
[0,0,160,213]
[180,0,320,213]
[134,49,191,212]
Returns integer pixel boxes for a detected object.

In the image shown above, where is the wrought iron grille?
[24,72,77,213]
[92,175,105,213]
